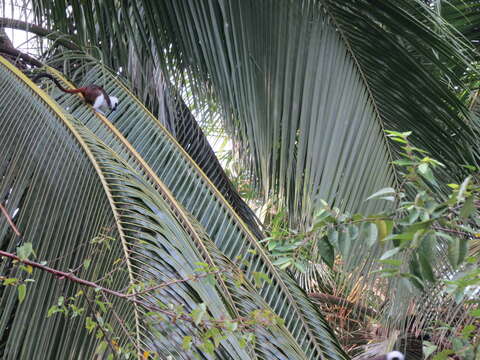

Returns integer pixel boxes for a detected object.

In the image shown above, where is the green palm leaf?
[30,0,480,226]
[0,55,348,358]
[30,57,347,359]
[0,56,326,359]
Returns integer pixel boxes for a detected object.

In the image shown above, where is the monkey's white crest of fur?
[110,96,119,110]
[387,351,405,360]
[92,94,118,114]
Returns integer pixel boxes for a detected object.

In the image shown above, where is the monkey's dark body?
[32,73,116,110]
[79,84,110,107]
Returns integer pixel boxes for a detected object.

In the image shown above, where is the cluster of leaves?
[44,260,283,358]
[1,242,36,303]
[267,131,479,288]
[142,262,282,357]
[425,308,480,360]
[48,290,137,359]
[265,131,479,357]
[1,240,284,359]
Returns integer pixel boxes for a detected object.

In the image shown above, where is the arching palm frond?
[32,0,480,224]
[0,56,347,359]
[25,57,347,359]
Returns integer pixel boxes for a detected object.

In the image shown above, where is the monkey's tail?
[32,73,85,94]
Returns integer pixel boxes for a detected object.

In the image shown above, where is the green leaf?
[365,222,378,247]
[17,243,34,261]
[379,259,402,266]
[418,252,435,283]
[182,336,192,350]
[3,278,18,286]
[408,257,424,290]
[252,271,272,287]
[83,258,91,270]
[190,303,207,325]
[406,220,434,233]
[469,309,480,317]
[224,321,238,332]
[376,220,393,243]
[271,257,293,271]
[392,159,416,166]
[85,317,96,333]
[460,324,476,339]
[21,265,34,274]
[318,236,334,268]
[418,163,434,184]
[198,340,215,355]
[432,349,454,360]
[423,341,437,359]
[385,130,412,138]
[95,341,108,356]
[457,176,471,203]
[47,305,60,317]
[337,226,352,257]
[327,227,339,249]
[293,261,307,273]
[365,187,396,201]
[380,247,401,260]
[460,196,475,219]
[447,237,468,269]
[17,284,26,303]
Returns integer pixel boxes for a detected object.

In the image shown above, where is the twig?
[94,259,126,284]
[0,203,21,236]
[82,292,118,358]
[0,248,192,323]
[100,292,139,354]
[0,249,126,297]
[0,250,242,329]
[432,226,474,238]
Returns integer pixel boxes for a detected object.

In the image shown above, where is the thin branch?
[100,291,139,353]
[0,203,21,236]
[83,292,118,357]
[0,249,127,297]
[0,18,80,50]
[432,226,475,238]
[0,250,246,330]
[0,248,195,324]
[94,259,126,284]
[0,46,43,67]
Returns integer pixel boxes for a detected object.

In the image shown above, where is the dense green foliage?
[265,132,480,358]
[1,1,480,359]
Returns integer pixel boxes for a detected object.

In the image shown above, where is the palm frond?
[0,55,344,359]
[27,57,348,359]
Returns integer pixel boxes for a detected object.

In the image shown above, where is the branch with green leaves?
[267,130,479,291]
[0,244,283,358]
